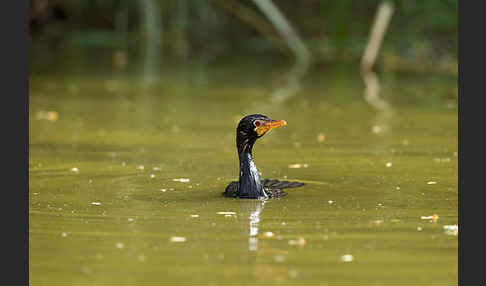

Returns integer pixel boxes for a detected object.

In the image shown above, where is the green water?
[29,69,457,286]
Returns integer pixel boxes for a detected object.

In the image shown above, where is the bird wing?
[223,179,304,198]
[222,181,239,197]
[262,179,305,189]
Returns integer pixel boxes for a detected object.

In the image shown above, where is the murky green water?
[29,69,457,286]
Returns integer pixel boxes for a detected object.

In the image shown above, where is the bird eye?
[254,120,261,127]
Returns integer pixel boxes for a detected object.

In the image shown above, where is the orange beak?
[255,119,287,136]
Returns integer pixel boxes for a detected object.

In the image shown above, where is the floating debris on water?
[341,254,354,262]
[137,255,146,262]
[317,133,326,143]
[137,165,145,170]
[36,110,59,123]
[173,178,190,183]
[274,255,285,263]
[150,174,156,178]
[116,242,124,249]
[91,202,101,206]
[288,237,306,246]
[421,214,439,223]
[443,225,458,236]
[427,181,437,185]
[61,232,67,237]
[159,189,167,192]
[121,161,126,167]
[288,163,309,169]
[264,232,274,237]
[170,236,187,242]
[386,162,392,167]
[190,215,200,218]
[217,212,236,215]
[396,186,401,190]
[153,167,161,171]
[417,226,423,231]
[328,200,334,204]
[372,125,384,134]
[434,158,451,163]
[70,167,79,173]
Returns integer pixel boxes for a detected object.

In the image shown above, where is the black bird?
[223,114,305,199]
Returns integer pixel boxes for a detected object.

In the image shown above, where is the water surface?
[29,69,458,286]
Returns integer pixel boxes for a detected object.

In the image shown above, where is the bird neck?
[238,149,266,199]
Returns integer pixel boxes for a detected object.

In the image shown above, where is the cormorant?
[223,114,305,199]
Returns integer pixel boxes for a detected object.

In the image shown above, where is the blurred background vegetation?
[29,0,457,78]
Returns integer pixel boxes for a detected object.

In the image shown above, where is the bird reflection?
[239,199,266,251]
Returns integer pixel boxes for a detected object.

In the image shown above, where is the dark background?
[29,0,457,78]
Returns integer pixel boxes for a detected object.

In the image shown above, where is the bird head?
[236,114,287,153]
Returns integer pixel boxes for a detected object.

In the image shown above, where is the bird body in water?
[223,114,305,199]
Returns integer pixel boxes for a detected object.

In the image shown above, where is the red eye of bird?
[254,121,261,127]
